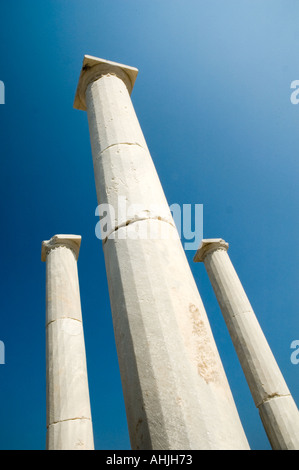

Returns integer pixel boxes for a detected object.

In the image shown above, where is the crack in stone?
[102,216,176,245]
[257,393,291,408]
[231,310,253,319]
[95,142,146,161]
[46,317,82,328]
[47,417,91,428]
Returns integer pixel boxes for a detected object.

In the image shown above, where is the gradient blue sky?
[0,1,298,450]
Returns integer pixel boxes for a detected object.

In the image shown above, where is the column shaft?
[194,239,299,450]
[42,235,94,450]
[74,56,249,450]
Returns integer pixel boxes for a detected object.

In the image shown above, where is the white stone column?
[73,56,249,450]
[42,235,94,450]
[194,239,299,450]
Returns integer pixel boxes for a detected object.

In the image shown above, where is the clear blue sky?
[0,1,298,450]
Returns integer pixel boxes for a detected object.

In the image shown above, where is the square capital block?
[74,55,138,111]
[194,238,229,263]
[41,235,81,262]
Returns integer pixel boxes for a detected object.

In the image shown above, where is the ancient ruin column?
[42,235,94,450]
[194,238,299,450]
[73,56,249,450]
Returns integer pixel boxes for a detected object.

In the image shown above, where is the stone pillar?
[73,56,249,450]
[194,238,299,450]
[42,234,94,450]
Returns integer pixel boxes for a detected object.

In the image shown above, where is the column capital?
[193,238,229,263]
[41,235,81,262]
[74,55,139,111]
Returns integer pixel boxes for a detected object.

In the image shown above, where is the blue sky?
[0,1,298,450]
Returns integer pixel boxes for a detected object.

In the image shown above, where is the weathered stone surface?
[194,238,299,450]
[74,57,250,450]
[103,221,249,449]
[74,55,138,111]
[46,418,94,451]
[259,396,299,450]
[42,235,94,450]
[85,72,173,233]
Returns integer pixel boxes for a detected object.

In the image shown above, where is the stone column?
[194,238,299,450]
[42,234,94,450]
[73,56,249,450]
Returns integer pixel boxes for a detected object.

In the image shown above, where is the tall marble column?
[194,238,299,450]
[73,56,249,450]
[42,234,94,450]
